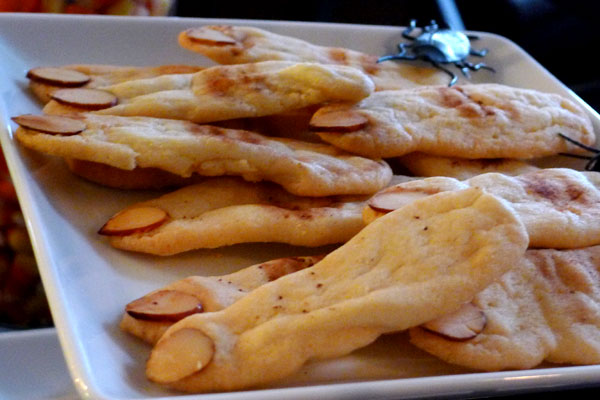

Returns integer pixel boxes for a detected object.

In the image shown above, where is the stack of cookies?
[10,24,600,393]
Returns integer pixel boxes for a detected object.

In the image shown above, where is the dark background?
[175,0,600,114]
[174,1,600,399]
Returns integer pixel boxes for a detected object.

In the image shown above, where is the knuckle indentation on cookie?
[126,290,203,322]
[309,110,368,132]
[147,328,214,383]
[98,206,168,236]
[421,303,486,341]
[26,67,91,87]
[185,28,237,45]
[12,114,87,136]
[51,88,118,110]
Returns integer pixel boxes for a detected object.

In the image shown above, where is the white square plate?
[1,13,600,400]
[0,328,78,399]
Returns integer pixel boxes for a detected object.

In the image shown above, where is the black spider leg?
[431,61,458,86]
[465,33,489,57]
[470,48,489,57]
[460,61,495,73]
[454,61,495,80]
[424,20,439,33]
[557,133,600,170]
[377,43,417,63]
[402,19,419,40]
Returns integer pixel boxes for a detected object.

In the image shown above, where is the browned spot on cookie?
[524,177,560,201]
[206,69,236,96]
[230,129,268,145]
[565,183,586,202]
[521,175,591,209]
[439,87,466,108]
[329,48,349,65]
[439,87,496,119]
[359,54,380,75]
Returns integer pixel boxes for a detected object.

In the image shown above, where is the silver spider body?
[378,20,493,86]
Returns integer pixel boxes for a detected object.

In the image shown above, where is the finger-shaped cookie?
[398,152,540,180]
[27,64,203,104]
[177,25,450,90]
[144,188,528,392]
[410,245,600,370]
[365,168,600,249]
[120,255,325,344]
[12,113,392,197]
[99,177,369,255]
[310,84,595,159]
[43,61,375,123]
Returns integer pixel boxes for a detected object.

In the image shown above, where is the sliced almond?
[126,290,203,322]
[11,114,86,136]
[98,206,168,236]
[26,67,90,87]
[184,28,237,46]
[147,328,214,383]
[367,188,432,213]
[309,109,368,132]
[51,88,118,110]
[421,303,486,341]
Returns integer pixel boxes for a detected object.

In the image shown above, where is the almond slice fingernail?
[367,189,433,213]
[126,290,203,322]
[147,328,214,383]
[309,110,368,132]
[184,28,237,45]
[51,88,118,110]
[26,67,90,87]
[421,303,486,341]
[12,114,87,136]
[98,206,168,236]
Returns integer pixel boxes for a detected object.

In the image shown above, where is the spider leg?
[377,43,417,63]
[431,61,458,86]
[470,48,489,57]
[402,19,418,40]
[455,62,471,78]
[463,61,496,73]
[377,53,418,63]
[586,153,600,171]
[396,42,414,54]
[424,20,439,33]
[558,133,600,153]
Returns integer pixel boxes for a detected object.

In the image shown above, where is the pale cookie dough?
[120,255,325,345]
[59,61,374,123]
[364,168,600,249]
[27,64,203,104]
[100,177,369,255]
[410,245,600,370]
[177,25,451,90]
[398,152,540,180]
[311,84,595,159]
[13,113,392,197]
[144,188,528,392]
